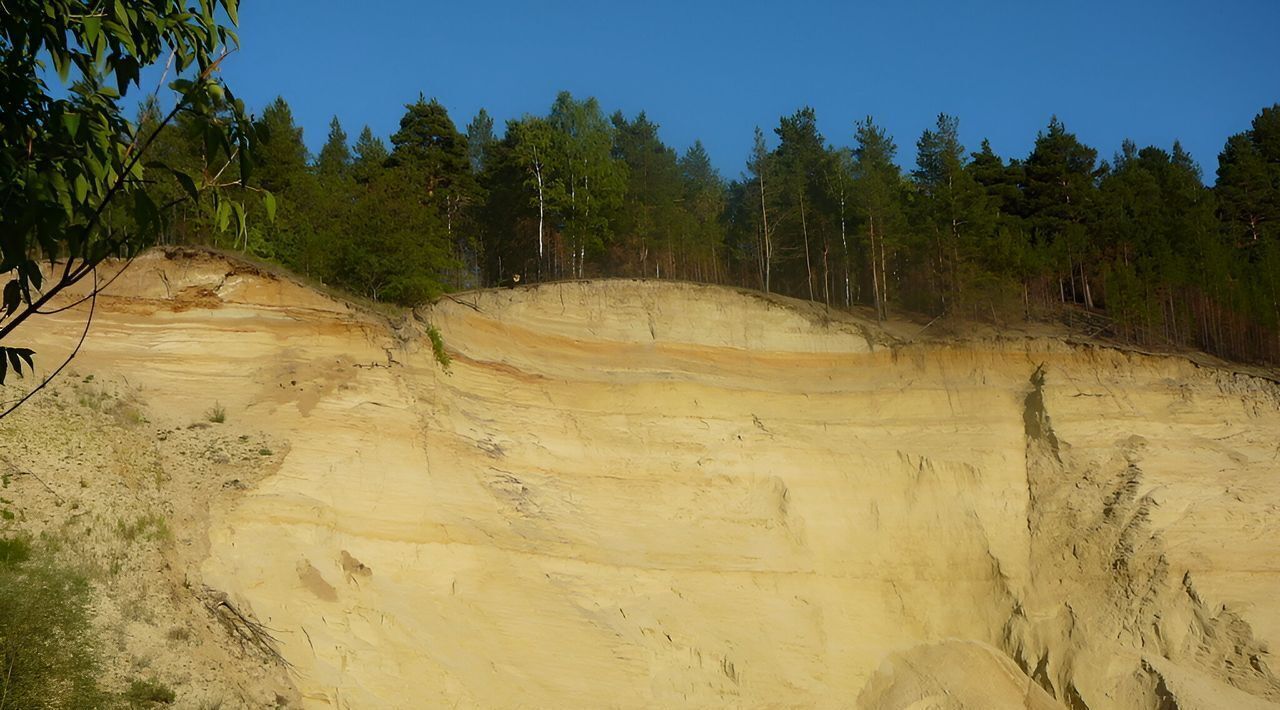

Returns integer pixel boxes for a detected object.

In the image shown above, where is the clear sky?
[213,0,1279,181]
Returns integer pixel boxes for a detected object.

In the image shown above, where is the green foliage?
[317,116,351,180]
[0,534,32,566]
[426,324,451,372]
[0,539,108,708]
[352,125,389,183]
[1216,106,1280,245]
[466,109,495,174]
[852,116,909,319]
[910,114,995,314]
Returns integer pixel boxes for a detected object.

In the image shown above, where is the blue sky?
[210,0,1278,180]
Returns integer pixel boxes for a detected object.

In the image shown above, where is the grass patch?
[0,534,32,566]
[116,513,172,544]
[124,677,176,706]
[0,537,109,708]
[77,385,112,411]
[205,401,227,423]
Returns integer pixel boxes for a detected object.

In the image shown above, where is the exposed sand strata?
[4,250,1279,708]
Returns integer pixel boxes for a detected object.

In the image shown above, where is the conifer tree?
[466,109,496,174]
[1022,116,1100,307]
[253,97,309,194]
[852,117,908,320]
[352,126,389,182]
[612,111,682,275]
[912,114,993,312]
[318,116,352,180]
[679,140,727,283]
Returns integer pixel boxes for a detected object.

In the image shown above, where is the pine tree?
[678,140,727,283]
[353,126,389,182]
[466,108,495,174]
[912,114,993,313]
[1022,116,1101,307]
[389,95,477,227]
[253,97,309,194]
[1216,105,1280,245]
[852,117,908,320]
[772,107,830,302]
[611,111,682,276]
[317,116,351,180]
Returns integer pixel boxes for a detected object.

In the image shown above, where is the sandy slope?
[4,250,1279,708]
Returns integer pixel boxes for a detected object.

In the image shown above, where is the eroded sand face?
[13,251,1280,708]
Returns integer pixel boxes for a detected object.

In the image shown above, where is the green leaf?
[215,199,230,232]
[83,14,101,43]
[74,174,89,204]
[232,201,246,238]
[5,349,22,379]
[14,348,34,373]
[134,190,159,231]
[20,260,42,291]
[172,169,199,204]
[114,56,140,96]
[62,112,82,138]
[263,191,276,223]
[51,50,70,82]
[2,281,20,318]
[222,0,239,26]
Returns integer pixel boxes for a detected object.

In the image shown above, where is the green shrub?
[426,324,451,372]
[205,402,227,423]
[124,677,176,706]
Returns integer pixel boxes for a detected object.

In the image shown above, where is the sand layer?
[4,250,1278,708]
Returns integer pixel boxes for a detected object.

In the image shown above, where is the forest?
[136,92,1280,364]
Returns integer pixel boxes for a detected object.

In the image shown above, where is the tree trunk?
[801,194,814,302]
[839,193,851,307]
[759,171,772,293]
[869,216,882,322]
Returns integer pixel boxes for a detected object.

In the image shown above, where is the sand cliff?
[4,250,1278,708]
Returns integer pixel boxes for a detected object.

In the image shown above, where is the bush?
[426,324,451,372]
[205,402,227,423]
[124,677,176,706]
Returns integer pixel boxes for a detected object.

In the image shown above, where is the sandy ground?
[2,249,1278,708]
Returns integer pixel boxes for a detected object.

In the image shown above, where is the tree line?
[145,92,1280,364]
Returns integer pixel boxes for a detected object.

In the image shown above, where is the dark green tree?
[772,107,832,302]
[253,96,309,194]
[1022,116,1101,307]
[611,111,682,276]
[911,113,994,313]
[1216,105,1280,245]
[389,96,480,283]
[466,108,495,174]
[678,140,727,283]
[852,117,908,320]
[317,116,352,180]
